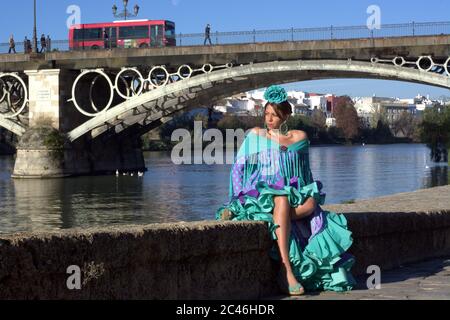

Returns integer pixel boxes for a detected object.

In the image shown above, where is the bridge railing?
[177,21,450,46]
[0,21,449,54]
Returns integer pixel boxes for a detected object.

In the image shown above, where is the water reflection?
[309,144,446,202]
[0,144,448,234]
[5,176,148,232]
[423,165,450,188]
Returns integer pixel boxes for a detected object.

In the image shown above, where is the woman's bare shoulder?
[250,127,264,135]
[290,130,308,141]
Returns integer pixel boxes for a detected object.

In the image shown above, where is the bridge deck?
[1,34,449,72]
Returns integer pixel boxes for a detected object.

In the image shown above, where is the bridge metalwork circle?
[117,75,132,100]
[70,69,115,117]
[148,66,170,88]
[201,64,213,73]
[115,67,145,99]
[89,74,116,113]
[393,56,406,67]
[69,63,234,118]
[416,56,434,72]
[177,65,193,80]
[0,72,29,119]
[371,55,450,76]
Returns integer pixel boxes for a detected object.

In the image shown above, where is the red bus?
[69,19,176,50]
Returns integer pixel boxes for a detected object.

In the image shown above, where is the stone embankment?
[1,185,449,299]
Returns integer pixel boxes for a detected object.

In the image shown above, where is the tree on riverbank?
[420,105,450,163]
[217,114,261,132]
[286,115,315,137]
[334,96,359,143]
[392,111,421,141]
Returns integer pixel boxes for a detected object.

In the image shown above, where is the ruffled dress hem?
[216,180,355,293]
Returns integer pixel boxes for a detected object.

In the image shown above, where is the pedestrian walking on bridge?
[40,34,47,53]
[8,35,16,53]
[24,36,32,54]
[204,24,212,45]
[46,35,51,52]
[103,30,110,49]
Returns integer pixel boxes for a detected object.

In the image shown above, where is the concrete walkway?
[323,184,450,214]
[275,256,450,300]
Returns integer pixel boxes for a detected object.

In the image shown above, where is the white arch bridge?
[65,57,450,142]
[1,54,449,177]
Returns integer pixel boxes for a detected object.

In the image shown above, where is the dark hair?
[264,101,292,120]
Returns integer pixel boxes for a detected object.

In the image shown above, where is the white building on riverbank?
[353,94,440,128]
[213,90,446,131]
[214,89,332,117]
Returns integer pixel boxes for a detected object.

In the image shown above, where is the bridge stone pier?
[0,34,449,178]
[12,68,145,178]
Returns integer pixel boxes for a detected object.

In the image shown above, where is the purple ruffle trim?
[233,176,327,243]
[236,177,326,206]
[291,206,325,244]
[237,189,259,204]
[238,178,326,240]
[309,206,325,237]
[236,176,300,205]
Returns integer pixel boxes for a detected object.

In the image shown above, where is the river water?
[0,143,448,234]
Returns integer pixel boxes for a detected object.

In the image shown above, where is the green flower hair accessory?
[264,85,288,104]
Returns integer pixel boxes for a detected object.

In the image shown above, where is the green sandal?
[277,272,305,296]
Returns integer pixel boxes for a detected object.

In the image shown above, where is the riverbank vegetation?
[142,98,435,152]
[1,102,448,164]
[419,105,450,163]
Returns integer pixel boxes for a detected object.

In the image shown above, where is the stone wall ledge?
[324,185,450,238]
[1,185,449,299]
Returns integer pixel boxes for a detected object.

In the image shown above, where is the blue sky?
[1,0,449,98]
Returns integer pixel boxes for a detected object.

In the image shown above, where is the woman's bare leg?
[272,195,301,289]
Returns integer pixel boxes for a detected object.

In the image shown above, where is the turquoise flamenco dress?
[215,131,356,292]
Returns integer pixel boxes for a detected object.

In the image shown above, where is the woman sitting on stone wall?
[216,85,355,296]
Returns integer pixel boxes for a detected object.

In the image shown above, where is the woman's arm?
[290,197,316,220]
[229,128,261,199]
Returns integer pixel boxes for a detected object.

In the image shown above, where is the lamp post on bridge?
[112,0,140,20]
[33,0,38,53]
